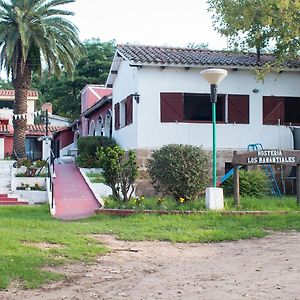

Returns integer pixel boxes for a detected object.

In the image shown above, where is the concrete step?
[0,201,28,205]
[0,197,18,201]
[0,193,29,205]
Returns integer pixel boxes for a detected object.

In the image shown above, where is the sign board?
[232,149,300,206]
[232,149,300,166]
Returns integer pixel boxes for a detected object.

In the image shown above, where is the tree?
[32,39,116,120]
[187,42,209,49]
[0,0,81,158]
[97,146,138,202]
[207,0,300,63]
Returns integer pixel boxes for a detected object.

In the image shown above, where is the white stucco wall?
[132,66,298,151]
[112,60,139,149]
[111,61,300,151]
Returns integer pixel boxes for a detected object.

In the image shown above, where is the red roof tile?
[0,124,62,136]
[0,90,38,97]
[117,45,300,69]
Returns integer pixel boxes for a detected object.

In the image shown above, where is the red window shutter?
[263,96,284,125]
[160,93,183,122]
[228,95,249,124]
[114,103,120,130]
[125,95,133,126]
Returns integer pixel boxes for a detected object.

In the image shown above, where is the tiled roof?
[26,124,62,136]
[0,90,38,97]
[0,124,63,136]
[83,94,112,117]
[117,45,300,69]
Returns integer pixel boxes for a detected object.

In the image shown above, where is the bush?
[223,169,269,197]
[76,136,117,168]
[77,136,117,156]
[147,144,209,202]
[76,155,101,168]
[96,146,138,202]
[16,158,32,168]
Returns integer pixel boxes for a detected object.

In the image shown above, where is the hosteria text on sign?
[232,150,300,206]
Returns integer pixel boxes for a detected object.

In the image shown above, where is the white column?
[0,138,4,159]
[42,138,51,160]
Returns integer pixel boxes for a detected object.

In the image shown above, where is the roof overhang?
[106,51,127,88]
[83,95,112,118]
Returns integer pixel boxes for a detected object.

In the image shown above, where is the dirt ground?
[1,232,300,300]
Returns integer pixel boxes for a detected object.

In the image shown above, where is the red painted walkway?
[53,163,100,220]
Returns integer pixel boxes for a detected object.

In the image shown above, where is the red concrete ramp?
[53,163,100,220]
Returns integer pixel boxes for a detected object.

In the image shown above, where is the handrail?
[49,150,55,209]
[41,149,56,209]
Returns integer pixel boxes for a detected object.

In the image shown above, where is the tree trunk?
[12,62,32,159]
[256,47,261,63]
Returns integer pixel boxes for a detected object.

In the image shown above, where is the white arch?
[89,120,96,136]
[74,131,80,148]
[104,109,112,137]
[96,115,103,136]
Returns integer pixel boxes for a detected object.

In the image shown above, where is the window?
[263,96,300,125]
[0,100,14,109]
[125,95,133,126]
[183,93,225,122]
[160,93,249,124]
[114,103,120,130]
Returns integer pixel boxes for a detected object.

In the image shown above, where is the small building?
[0,123,63,160]
[106,45,300,194]
[0,89,38,125]
[53,85,112,157]
[41,103,70,127]
[0,90,68,160]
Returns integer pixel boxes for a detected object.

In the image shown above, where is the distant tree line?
[32,39,116,121]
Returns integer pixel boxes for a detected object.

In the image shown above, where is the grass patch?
[104,195,300,212]
[86,172,105,183]
[1,202,300,289]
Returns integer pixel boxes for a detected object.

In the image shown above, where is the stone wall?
[134,148,237,197]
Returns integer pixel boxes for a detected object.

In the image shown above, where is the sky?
[65,0,228,50]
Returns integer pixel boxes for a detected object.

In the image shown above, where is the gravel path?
[1,232,300,300]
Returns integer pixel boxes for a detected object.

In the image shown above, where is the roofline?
[106,46,300,87]
[83,95,112,117]
[80,84,107,95]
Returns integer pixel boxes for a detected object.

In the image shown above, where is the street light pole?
[211,84,217,187]
[45,109,49,137]
[201,69,228,210]
[201,69,228,187]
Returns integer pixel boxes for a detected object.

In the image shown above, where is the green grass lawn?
[1,202,300,289]
[104,195,300,211]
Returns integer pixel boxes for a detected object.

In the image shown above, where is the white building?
[106,45,300,191]
[0,89,37,125]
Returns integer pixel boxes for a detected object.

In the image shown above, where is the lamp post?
[201,68,228,187]
[40,109,51,160]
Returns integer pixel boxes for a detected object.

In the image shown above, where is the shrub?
[34,159,46,168]
[16,158,32,168]
[223,169,269,197]
[147,144,209,202]
[76,154,101,168]
[76,136,117,168]
[77,136,117,156]
[96,146,138,202]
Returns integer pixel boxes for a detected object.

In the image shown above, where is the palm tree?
[0,0,82,158]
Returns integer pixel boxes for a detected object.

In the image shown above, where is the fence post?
[233,151,240,207]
